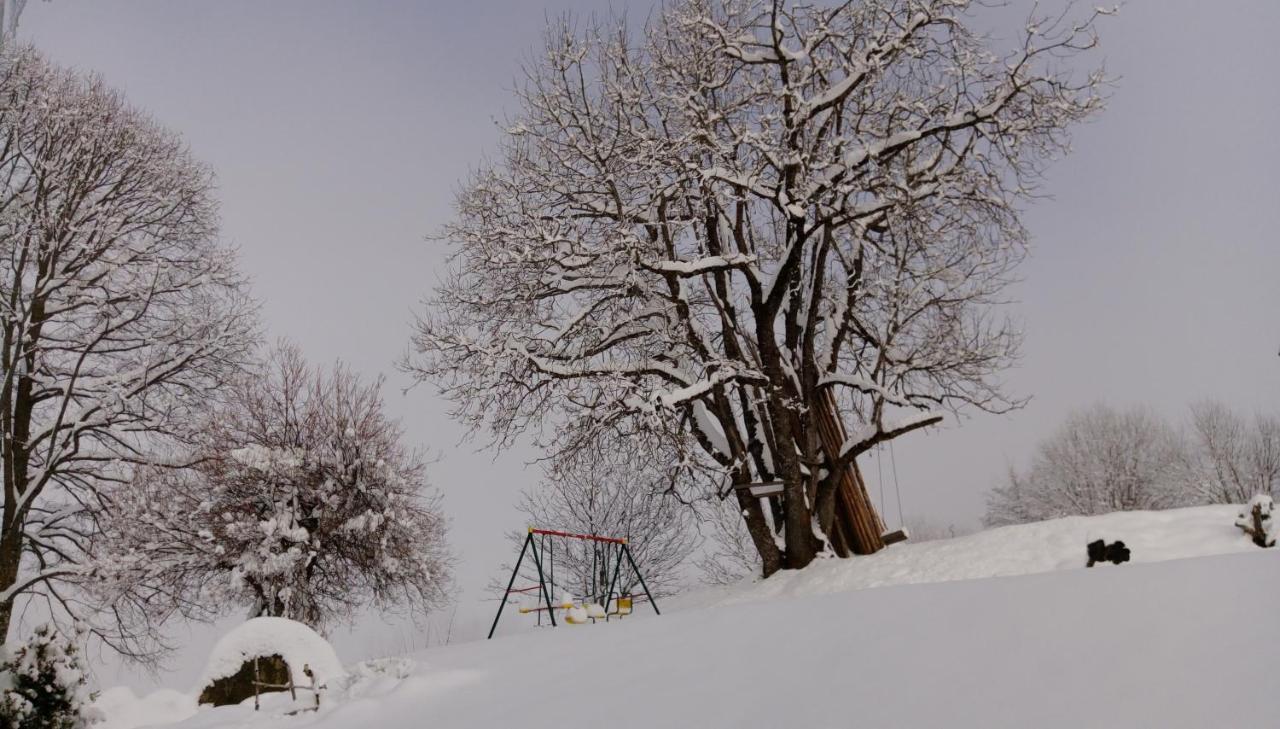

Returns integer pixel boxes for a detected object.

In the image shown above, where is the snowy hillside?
[677,504,1265,609]
[99,506,1278,729]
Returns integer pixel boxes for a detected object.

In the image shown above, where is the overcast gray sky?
[19,0,1279,691]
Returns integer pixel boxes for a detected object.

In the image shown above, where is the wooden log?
[814,388,886,555]
[882,528,909,546]
[733,481,786,498]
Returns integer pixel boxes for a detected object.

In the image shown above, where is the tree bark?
[736,487,784,578]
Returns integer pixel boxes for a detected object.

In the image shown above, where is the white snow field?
[100,505,1278,729]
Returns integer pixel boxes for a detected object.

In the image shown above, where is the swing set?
[487,528,660,639]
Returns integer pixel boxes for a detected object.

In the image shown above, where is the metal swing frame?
[487,527,660,639]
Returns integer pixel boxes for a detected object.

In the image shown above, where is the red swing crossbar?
[529,527,626,544]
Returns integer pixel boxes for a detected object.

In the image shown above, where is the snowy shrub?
[0,624,101,729]
[1234,495,1276,548]
[98,344,452,629]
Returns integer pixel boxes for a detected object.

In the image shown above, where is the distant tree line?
[984,402,1280,527]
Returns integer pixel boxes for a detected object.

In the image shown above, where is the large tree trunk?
[736,488,784,578]
[813,389,886,556]
[0,529,21,641]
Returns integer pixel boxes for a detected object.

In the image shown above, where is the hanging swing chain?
[889,440,905,527]
[876,445,886,518]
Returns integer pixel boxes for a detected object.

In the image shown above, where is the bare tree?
[695,496,762,586]
[0,1,33,54]
[0,50,256,654]
[97,344,453,631]
[495,432,698,604]
[1180,401,1280,504]
[407,0,1108,575]
[983,404,1183,527]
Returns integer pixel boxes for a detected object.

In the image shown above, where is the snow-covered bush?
[1234,494,1276,548]
[0,624,101,729]
[98,344,452,629]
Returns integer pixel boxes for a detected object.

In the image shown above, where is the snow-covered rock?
[195,617,345,692]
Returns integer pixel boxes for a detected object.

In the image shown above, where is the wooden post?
[813,388,886,556]
[304,664,318,709]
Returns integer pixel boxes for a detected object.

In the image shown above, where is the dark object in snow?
[1234,495,1276,548]
[1086,539,1130,567]
[882,528,910,546]
[198,654,290,707]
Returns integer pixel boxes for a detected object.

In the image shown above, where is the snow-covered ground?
[98,505,1278,729]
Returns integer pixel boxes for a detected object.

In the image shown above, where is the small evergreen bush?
[0,624,100,729]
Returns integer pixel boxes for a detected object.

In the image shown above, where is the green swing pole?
[529,531,558,627]
[487,531,533,640]
[623,542,660,615]
[590,543,599,605]
[600,541,626,619]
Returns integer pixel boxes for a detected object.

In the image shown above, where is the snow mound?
[678,504,1262,609]
[195,617,345,691]
[94,687,195,729]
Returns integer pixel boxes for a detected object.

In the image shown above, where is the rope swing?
[876,442,909,546]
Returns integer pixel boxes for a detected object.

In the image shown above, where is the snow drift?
[676,504,1264,610]
[99,505,1278,729]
